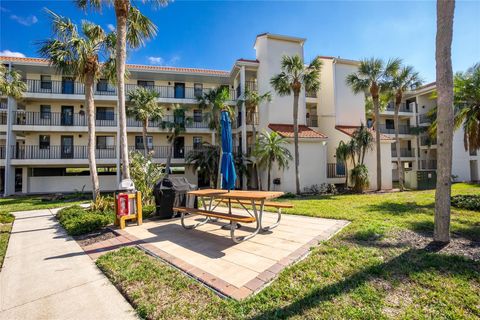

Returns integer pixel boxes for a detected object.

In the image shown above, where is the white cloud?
[147,55,180,66]
[0,50,26,58]
[10,14,38,26]
[0,6,10,12]
[107,24,115,32]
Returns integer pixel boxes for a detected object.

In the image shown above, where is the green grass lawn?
[0,195,87,268]
[96,183,480,319]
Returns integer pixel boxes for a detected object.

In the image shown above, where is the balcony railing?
[0,146,5,159]
[377,124,412,134]
[420,135,437,146]
[418,113,434,124]
[12,111,210,129]
[0,110,7,125]
[420,160,437,170]
[234,112,259,128]
[306,115,319,127]
[24,79,237,100]
[11,145,117,160]
[391,148,415,157]
[245,81,257,92]
[385,103,414,113]
[128,146,198,159]
[0,102,7,109]
[327,163,346,178]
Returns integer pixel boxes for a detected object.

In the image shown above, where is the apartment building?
[1,33,396,195]
[377,82,480,183]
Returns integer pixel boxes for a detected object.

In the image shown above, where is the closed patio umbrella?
[220,110,237,228]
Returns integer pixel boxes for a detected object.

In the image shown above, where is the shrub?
[0,212,15,224]
[129,151,164,205]
[451,195,480,211]
[56,205,112,236]
[90,195,114,213]
[351,164,369,193]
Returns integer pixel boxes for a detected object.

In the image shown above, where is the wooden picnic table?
[178,189,286,243]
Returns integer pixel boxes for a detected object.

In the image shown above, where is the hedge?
[451,194,480,212]
[56,205,113,236]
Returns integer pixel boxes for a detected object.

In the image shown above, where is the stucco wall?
[28,175,117,193]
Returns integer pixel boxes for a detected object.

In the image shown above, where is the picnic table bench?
[174,189,292,243]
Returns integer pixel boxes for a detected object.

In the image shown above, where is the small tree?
[129,150,163,205]
[335,141,350,186]
[254,131,292,191]
[0,65,26,99]
[185,143,219,188]
[127,87,163,154]
[270,55,322,194]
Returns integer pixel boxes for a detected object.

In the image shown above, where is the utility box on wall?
[405,170,437,190]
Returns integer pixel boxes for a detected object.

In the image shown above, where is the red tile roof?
[236,58,259,63]
[268,124,327,139]
[335,125,393,141]
[0,56,230,76]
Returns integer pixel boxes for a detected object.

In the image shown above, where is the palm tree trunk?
[142,120,148,155]
[394,104,404,191]
[344,161,348,186]
[434,0,455,243]
[267,161,271,191]
[115,0,130,180]
[165,139,173,178]
[85,74,100,201]
[373,98,382,190]
[293,91,301,194]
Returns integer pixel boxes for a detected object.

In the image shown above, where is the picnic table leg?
[231,200,260,243]
[180,209,210,229]
[221,197,241,230]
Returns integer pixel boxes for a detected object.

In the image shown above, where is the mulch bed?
[74,229,117,247]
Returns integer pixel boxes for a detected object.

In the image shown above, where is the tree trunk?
[85,74,100,201]
[165,140,173,178]
[394,103,404,191]
[293,91,301,194]
[142,120,148,155]
[115,0,130,180]
[434,0,455,243]
[373,97,382,190]
[267,161,271,191]
[344,161,348,186]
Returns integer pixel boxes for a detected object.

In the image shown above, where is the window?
[96,79,109,92]
[40,75,52,90]
[385,119,395,129]
[96,136,115,149]
[194,83,203,98]
[135,136,153,150]
[40,105,51,119]
[39,135,50,149]
[193,137,202,149]
[96,107,115,121]
[193,109,203,122]
[137,80,154,88]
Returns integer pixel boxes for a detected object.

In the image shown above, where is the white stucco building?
[3,32,474,195]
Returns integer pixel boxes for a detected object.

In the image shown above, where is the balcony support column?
[4,62,17,196]
[240,66,247,190]
[115,110,121,185]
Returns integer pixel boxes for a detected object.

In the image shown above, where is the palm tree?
[239,88,271,189]
[270,55,322,194]
[197,86,233,187]
[350,125,374,193]
[255,131,292,191]
[434,0,455,244]
[162,105,190,177]
[453,63,480,152]
[77,0,167,181]
[346,57,401,190]
[38,11,114,200]
[127,87,163,154]
[0,66,26,99]
[185,142,219,188]
[335,141,350,186]
[389,65,423,191]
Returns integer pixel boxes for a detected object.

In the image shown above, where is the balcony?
[0,110,6,125]
[0,145,5,159]
[327,163,346,178]
[418,113,434,124]
[391,148,415,157]
[306,90,317,98]
[24,79,237,100]
[234,112,259,128]
[306,115,319,127]
[419,160,437,170]
[385,103,414,113]
[245,81,257,92]
[128,146,198,159]
[12,111,210,129]
[11,145,116,160]
[420,136,437,146]
[377,124,412,135]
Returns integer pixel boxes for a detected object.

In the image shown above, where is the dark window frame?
[39,135,50,149]
[40,75,52,90]
[40,105,51,119]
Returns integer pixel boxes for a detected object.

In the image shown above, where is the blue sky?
[1,1,479,82]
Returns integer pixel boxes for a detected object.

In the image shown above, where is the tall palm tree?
[38,11,114,200]
[434,0,455,244]
[453,63,480,152]
[389,65,423,191]
[77,0,167,181]
[255,131,292,191]
[346,57,401,190]
[239,88,271,189]
[127,87,163,154]
[270,55,322,194]
[197,86,233,187]
[162,105,189,177]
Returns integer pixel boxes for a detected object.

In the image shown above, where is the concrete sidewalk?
[0,208,136,320]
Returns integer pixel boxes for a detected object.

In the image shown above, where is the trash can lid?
[118,179,135,191]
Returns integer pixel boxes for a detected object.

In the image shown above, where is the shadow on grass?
[409,220,480,243]
[363,201,433,216]
[249,246,480,319]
